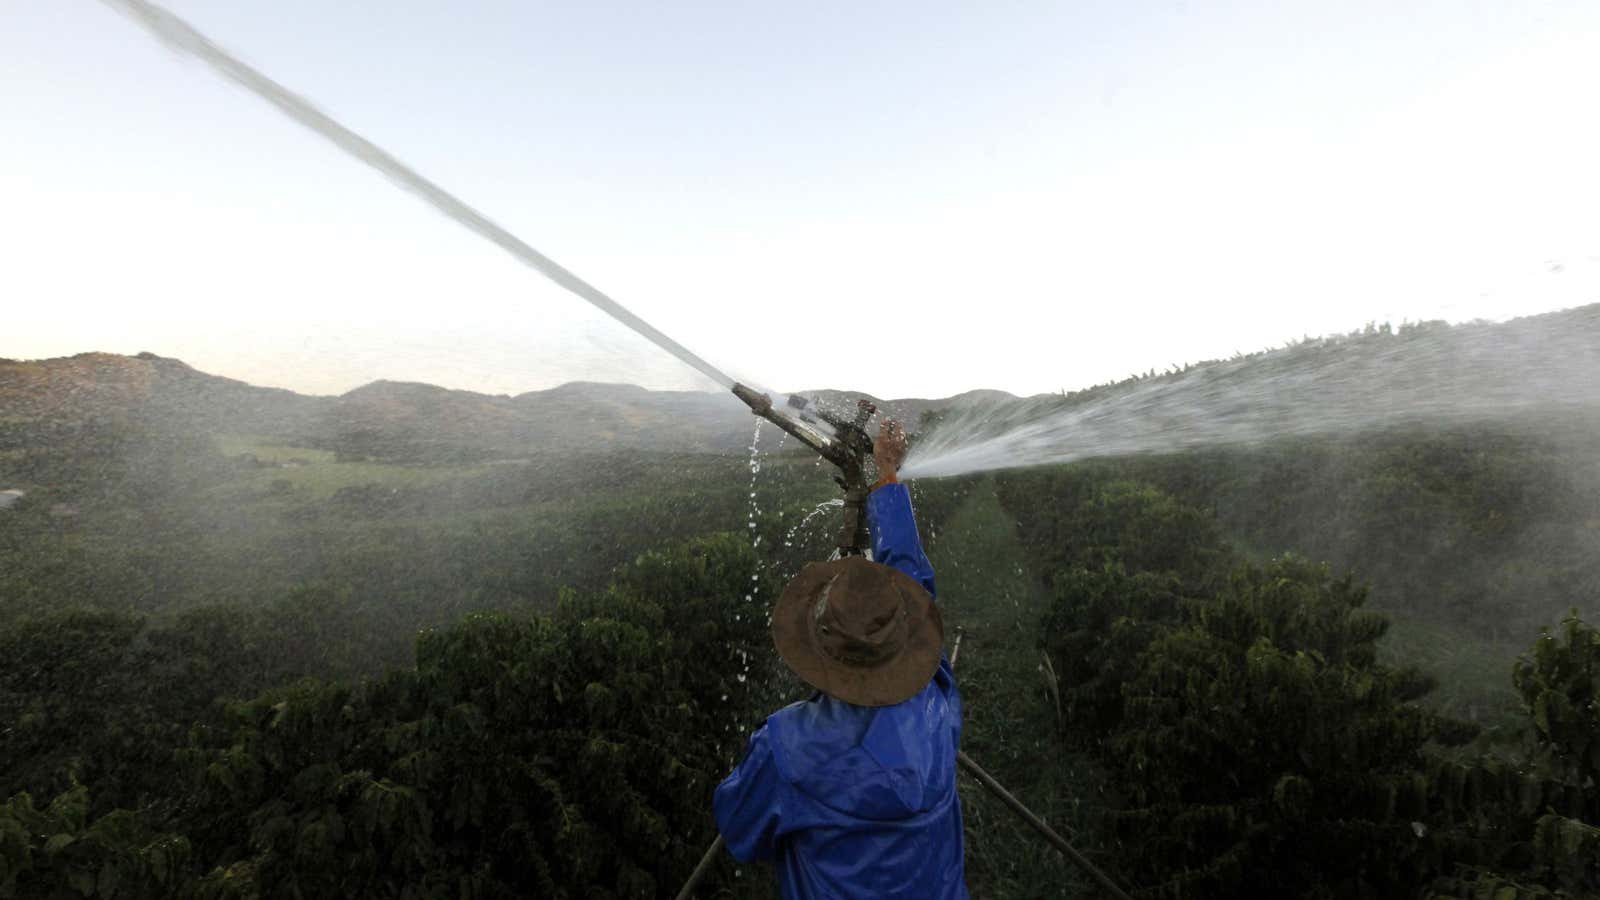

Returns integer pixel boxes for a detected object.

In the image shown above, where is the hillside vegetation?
[2,306,1598,898]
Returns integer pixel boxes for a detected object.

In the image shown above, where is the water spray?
[95,8,1102,893]
[903,310,1600,480]
[99,0,903,560]
[101,0,736,392]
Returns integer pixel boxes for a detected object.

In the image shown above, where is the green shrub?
[0,783,189,899]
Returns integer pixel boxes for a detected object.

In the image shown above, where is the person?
[713,420,967,899]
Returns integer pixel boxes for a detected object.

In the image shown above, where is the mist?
[904,309,1600,479]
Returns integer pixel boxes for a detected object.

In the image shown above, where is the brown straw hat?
[771,556,944,707]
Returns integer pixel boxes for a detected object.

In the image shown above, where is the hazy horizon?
[5,1,1598,398]
[12,299,1596,405]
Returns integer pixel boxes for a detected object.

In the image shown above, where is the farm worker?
[713,420,967,899]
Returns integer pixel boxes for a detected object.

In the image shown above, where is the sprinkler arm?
[732,383,877,556]
[731,383,844,466]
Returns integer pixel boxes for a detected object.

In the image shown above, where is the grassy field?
[213,434,337,464]
[211,434,499,500]
[923,477,1112,898]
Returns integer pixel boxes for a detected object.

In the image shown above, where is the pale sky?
[3,1,1598,399]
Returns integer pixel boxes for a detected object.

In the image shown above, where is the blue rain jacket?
[714,483,968,899]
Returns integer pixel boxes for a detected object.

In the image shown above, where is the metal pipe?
[955,751,1131,897]
[948,636,1134,898]
[732,383,842,465]
[674,755,1131,900]
[672,834,724,900]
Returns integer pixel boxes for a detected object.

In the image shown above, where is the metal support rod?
[950,638,1134,898]
[672,754,1132,900]
[956,752,1135,899]
[672,834,724,900]
[957,751,1076,840]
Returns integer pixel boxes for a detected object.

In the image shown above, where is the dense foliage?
[996,468,1598,899]
[2,536,780,899]
[1515,611,1600,811]
[4,449,1597,898]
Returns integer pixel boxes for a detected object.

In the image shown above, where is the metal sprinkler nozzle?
[731,384,878,556]
[732,383,773,416]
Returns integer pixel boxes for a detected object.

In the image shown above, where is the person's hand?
[873,420,908,485]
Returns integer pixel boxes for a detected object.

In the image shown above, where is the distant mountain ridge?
[0,352,326,436]
[9,302,1595,467]
[329,377,757,459]
[0,353,1021,464]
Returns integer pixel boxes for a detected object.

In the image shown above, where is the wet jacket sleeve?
[868,482,937,600]
[712,725,785,863]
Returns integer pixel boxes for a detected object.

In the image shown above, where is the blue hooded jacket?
[713,483,968,899]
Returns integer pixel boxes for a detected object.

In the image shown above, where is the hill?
[0,353,1021,470]
[329,379,755,460]
[0,351,327,435]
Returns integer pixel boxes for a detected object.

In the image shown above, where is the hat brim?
[771,557,944,707]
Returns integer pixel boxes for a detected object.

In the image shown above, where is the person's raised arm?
[867,420,937,599]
